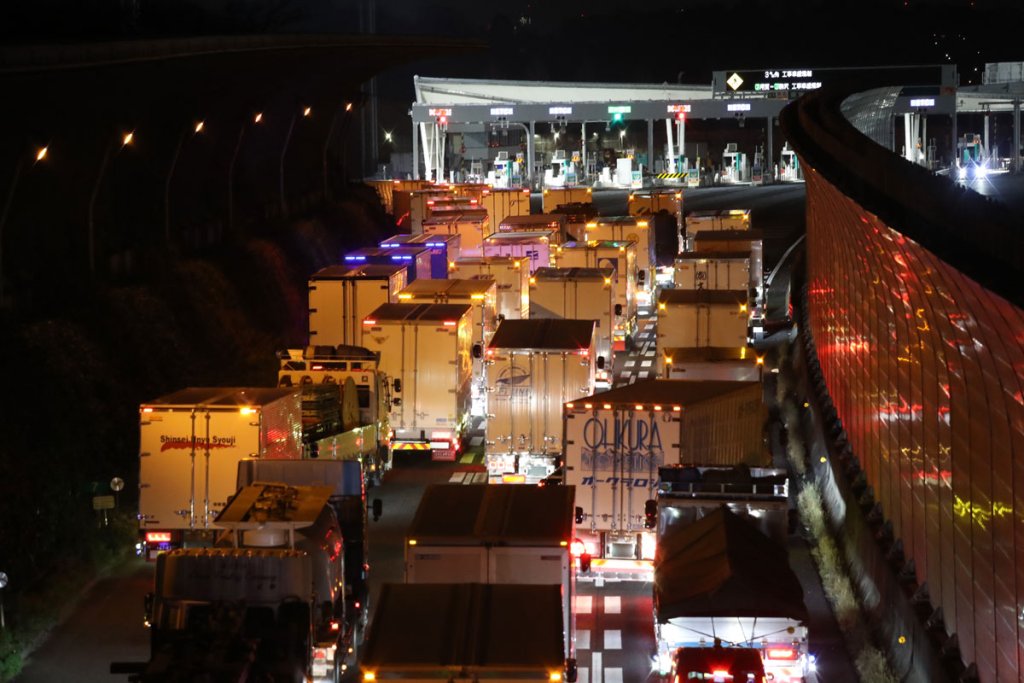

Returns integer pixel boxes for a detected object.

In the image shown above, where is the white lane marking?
[605,668,624,683]
[638,371,649,379]
[576,595,593,614]
[577,629,591,650]
[592,653,603,683]
[604,629,622,649]
[578,668,590,683]
[624,360,636,367]
[604,596,621,614]
[629,376,637,384]
[640,360,653,368]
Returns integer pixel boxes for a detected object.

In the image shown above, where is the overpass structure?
[782,79,1024,683]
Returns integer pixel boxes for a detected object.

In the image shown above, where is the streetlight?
[228,112,263,234]
[0,144,48,306]
[88,131,135,276]
[194,120,205,134]
[303,107,312,118]
[166,120,205,242]
[384,131,393,143]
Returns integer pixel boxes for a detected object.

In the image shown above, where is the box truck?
[627,189,686,275]
[674,250,754,293]
[563,380,768,571]
[408,188,455,232]
[482,229,558,273]
[479,187,532,226]
[404,484,577,663]
[553,240,637,350]
[528,267,616,387]
[661,346,764,382]
[361,303,473,460]
[690,231,765,322]
[343,246,432,282]
[582,216,656,306]
[137,387,303,559]
[421,209,490,255]
[498,213,569,243]
[307,264,407,348]
[542,186,592,213]
[655,289,751,372]
[449,256,530,320]
[380,232,461,279]
[360,583,572,683]
[549,201,598,241]
[484,319,596,483]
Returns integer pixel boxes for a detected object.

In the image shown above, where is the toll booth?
[544,150,578,188]
[780,143,802,182]
[722,144,748,184]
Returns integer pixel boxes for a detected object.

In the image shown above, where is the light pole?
[279,106,308,219]
[322,102,352,204]
[88,132,133,276]
[0,145,47,307]
[228,112,262,236]
[165,120,204,244]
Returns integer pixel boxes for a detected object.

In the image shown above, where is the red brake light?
[443,320,457,326]
[146,532,172,544]
[363,319,376,325]
[766,647,798,660]
[330,620,340,632]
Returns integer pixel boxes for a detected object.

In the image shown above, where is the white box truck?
[479,187,532,226]
[661,346,764,382]
[582,216,656,307]
[408,188,454,233]
[655,289,751,373]
[553,240,637,350]
[343,246,433,282]
[404,484,577,662]
[690,231,765,328]
[307,264,407,348]
[563,380,767,572]
[674,250,753,292]
[529,267,616,387]
[498,213,568,243]
[542,186,592,213]
[484,319,596,483]
[449,256,530,320]
[421,209,490,255]
[137,387,303,558]
[482,229,558,273]
[361,303,473,460]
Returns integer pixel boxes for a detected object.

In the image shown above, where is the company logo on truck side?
[159,435,238,451]
[580,476,656,487]
[578,414,667,472]
[494,364,530,400]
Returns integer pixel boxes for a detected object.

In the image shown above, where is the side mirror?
[497,314,506,323]
[472,343,484,360]
[392,397,402,407]
[372,498,383,522]
[579,552,592,573]
[393,378,402,393]
[644,499,658,529]
[566,658,578,683]
[638,269,646,283]
[596,356,606,371]
[614,303,623,317]
[574,506,584,524]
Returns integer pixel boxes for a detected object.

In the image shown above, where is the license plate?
[432,448,455,462]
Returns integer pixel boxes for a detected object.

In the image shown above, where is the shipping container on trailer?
[485,319,596,483]
[529,267,616,386]
[478,187,532,226]
[582,216,655,307]
[690,231,764,311]
[482,229,558,273]
[661,346,764,382]
[360,583,569,683]
[656,289,751,372]
[404,484,577,662]
[628,189,685,267]
[553,240,637,350]
[421,209,490,255]
[549,201,598,241]
[396,278,498,416]
[408,187,455,233]
[674,250,754,294]
[307,264,407,348]
[361,303,473,460]
[342,246,432,282]
[562,379,768,572]
[684,208,751,238]
[542,186,592,213]
[498,213,568,243]
[138,387,303,558]
[449,256,530,320]
[380,233,461,279]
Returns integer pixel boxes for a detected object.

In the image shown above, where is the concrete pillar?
[412,117,419,180]
[891,114,897,153]
[921,115,927,167]
[1014,99,1021,173]
[581,121,587,183]
[903,113,914,162]
[647,119,654,180]
[983,111,990,157]
[528,121,536,189]
[951,110,958,167]
[766,116,773,179]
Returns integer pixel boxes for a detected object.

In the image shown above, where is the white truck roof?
[487,318,595,352]
[142,387,297,409]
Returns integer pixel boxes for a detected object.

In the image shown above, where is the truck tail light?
[766,647,798,660]
[363,319,376,325]
[145,532,172,544]
[502,474,526,484]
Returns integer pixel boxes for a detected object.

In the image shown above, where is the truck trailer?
[654,506,809,682]
[655,289,751,373]
[343,247,432,282]
[661,346,763,382]
[115,483,353,683]
[449,256,530,320]
[484,319,596,483]
[307,264,408,349]
[361,303,473,460]
[137,387,303,559]
[498,213,569,243]
[553,240,637,350]
[563,380,768,572]
[360,583,572,683]
[479,187,532,226]
[581,216,656,307]
[380,232,461,279]
[542,186,592,213]
[404,483,577,662]
[528,267,616,387]
[482,229,558,273]
[421,209,490,255]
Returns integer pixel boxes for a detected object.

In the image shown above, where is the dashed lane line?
[592,652,603,683]
[575,595,593,615]
[640,360,652,368]
[577,629,591,650]
[604,668,623,683]
[604,596,621,614]
[603,629,622,649]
